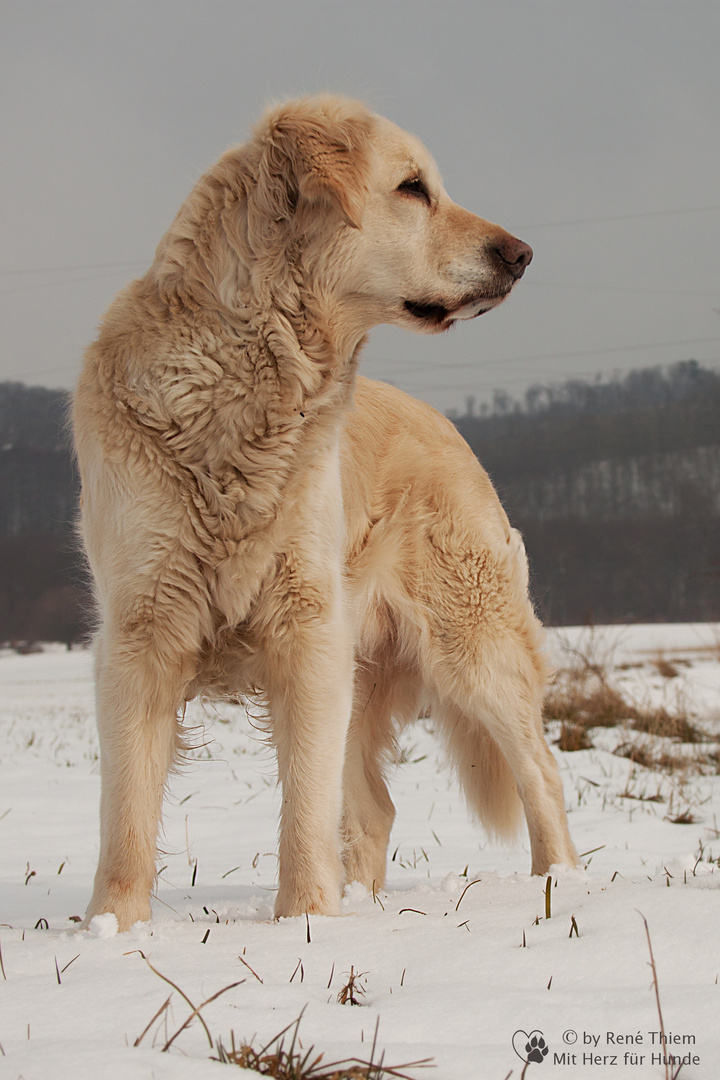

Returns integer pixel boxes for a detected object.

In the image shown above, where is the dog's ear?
[255,98,373,230]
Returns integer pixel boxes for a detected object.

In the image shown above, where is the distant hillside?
[0,361,719,641]
[453,360,720,485]
[0,383,86,643]
[0,383,76,537]
[453,361,720,623]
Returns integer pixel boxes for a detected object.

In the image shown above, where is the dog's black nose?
[493,236,533,279]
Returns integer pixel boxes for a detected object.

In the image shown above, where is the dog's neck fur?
[84,157,364,560]
[148,142,364,410]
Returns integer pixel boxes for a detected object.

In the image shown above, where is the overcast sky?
[2,1,719,413]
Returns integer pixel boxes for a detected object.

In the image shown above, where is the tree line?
[453,360,720,624]
[0,360,718,643]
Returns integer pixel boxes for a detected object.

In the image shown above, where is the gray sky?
[2,0,719,414]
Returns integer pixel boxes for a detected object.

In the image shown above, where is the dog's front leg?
[258,562,354,919]
[83,629,194,931]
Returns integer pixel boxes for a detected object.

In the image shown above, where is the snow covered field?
[1,624,719,1080]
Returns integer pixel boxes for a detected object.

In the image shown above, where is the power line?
[0,368,80,384]
[381,337,720,376]
[0,260,147,278]
[401,357,720,398]
[517,204,720,230]
[0,268,147,298]
[526,280,718,299]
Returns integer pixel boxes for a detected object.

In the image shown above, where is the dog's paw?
[83,882,152,933]
[274,884,342,919]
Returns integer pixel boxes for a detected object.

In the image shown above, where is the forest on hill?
[453,360,720,624]
[0,360,718,643]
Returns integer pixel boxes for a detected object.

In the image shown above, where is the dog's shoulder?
[343,377,515,552]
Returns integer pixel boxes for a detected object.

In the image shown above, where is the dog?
[73,95,576,930]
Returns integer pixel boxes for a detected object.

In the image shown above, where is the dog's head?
[155,96,531,347]
[340,111,532,337]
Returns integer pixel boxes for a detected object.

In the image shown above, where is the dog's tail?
[440,712,525,843]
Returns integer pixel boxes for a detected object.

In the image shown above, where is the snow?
[1,625,719,1079]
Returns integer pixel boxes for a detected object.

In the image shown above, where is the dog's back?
[342,376,537,659]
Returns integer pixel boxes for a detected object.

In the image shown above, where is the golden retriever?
[73,95,576,929]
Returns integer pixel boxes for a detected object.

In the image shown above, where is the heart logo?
[512,1029,549,1063]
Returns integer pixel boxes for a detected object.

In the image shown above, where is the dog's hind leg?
[340,668,399,892]
[83,625,197,932]
[419,526,577,873]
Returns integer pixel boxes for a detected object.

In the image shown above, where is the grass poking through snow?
[214,1009,433,1079]
[544,628,718,778]
[132,955,433,1079]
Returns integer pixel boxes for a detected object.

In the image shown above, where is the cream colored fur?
[73,95,576,930]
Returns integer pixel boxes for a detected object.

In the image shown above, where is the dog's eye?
[396,176,431,204]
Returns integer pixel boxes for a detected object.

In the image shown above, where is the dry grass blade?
[215,1009,434,1078]
[60,954,80,974]
[126,949,214,1048]
[134,994,172,1048]
[637,912,669,1080]
[252,1007,309,1065]
[454,878,481,912]
[162,977,245,1052]
[238,953,264,984]
[337,966,366,1006]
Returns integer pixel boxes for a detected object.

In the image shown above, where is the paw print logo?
[512,1029,550,1064]
[525,1034,549,1063]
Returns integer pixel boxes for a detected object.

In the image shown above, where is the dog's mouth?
[403,291,508,328]
[403,300,454,326]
